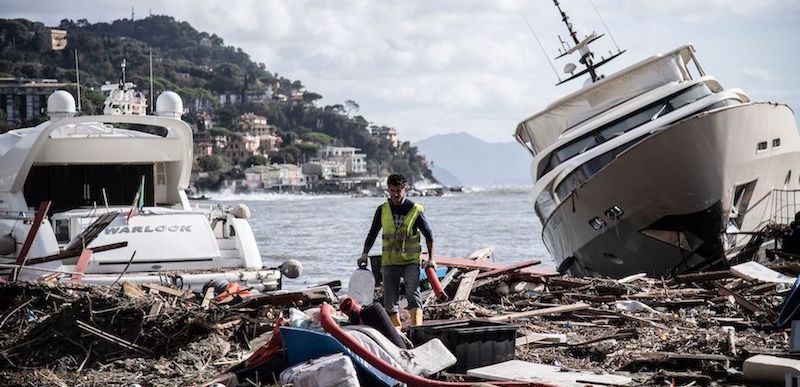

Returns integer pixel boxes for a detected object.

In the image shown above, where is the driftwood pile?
[0,280,294,386]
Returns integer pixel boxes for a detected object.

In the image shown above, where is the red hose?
[319,303,552,387]
[426,267,449,302]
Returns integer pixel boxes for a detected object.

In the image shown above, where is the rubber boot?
[390,313,402,329]
[409,308,423,327]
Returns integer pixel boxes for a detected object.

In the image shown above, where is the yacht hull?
[543,102,800,277]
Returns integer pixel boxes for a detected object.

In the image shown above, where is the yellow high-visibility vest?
[380,202,424,266]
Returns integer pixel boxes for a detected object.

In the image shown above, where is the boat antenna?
[517,2,561,83]
[554,0,598,82]
[121,58,127,87]
[590,0,621,52]
[74,49,81,112]
[550,0,625,86]
[149,50,154,114]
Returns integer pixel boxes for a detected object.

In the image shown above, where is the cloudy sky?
[4,1,800,143]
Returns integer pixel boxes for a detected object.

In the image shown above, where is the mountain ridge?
[414,132,532,188]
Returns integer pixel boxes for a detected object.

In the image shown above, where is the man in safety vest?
[359,173,435,328]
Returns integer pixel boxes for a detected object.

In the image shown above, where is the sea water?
[204,187,553,290]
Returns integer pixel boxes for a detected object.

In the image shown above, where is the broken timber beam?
[14,201,52,268]
[467,247,494,261]
[475,259,541,279]
[489,302,590,322]
[421,255,557,276]
[669,270,733,285]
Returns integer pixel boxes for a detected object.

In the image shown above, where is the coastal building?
[224,134,261,164]
[238,112,268,129]
[244,165,271,189]
[247,164,306,190]
[0,78,72,126]
[371,126,399,148]
[196,141,213,156]
[321,146,367,175]
[47,29,68,51]
[197,112,215,130]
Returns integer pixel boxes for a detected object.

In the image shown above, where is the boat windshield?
[539,83,713,179]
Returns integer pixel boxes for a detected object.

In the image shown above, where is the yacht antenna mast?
[551,0,626,86]
[74,49,81,112]
[121,59,127,87]
[554,0,598,82]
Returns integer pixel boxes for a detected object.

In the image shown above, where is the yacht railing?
[769,189,800,225]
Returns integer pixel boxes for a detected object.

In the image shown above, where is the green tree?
[197,155,222,172]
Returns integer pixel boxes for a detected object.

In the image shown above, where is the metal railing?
[770,189,800,225]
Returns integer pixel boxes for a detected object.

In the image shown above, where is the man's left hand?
[425,259,437,270]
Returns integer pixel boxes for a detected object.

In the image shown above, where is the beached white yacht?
[0,81,283,290]
[514,2,800,278]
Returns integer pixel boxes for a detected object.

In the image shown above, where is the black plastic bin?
[408,319,517,373]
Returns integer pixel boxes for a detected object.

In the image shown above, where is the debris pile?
[1,258,798,385]
[425,261,799,385]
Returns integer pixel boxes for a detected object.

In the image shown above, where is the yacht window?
[553,96,740,201]
[540,83,713,179]
[757,142,767,152]
[773,138,781,148]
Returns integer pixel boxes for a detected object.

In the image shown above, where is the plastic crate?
[408,319,517,373]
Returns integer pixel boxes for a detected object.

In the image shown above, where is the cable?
[517,1,561,83]
[590,0,621,52]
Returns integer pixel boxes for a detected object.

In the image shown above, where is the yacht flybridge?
[514,1,800,277]
[0,81,283,290]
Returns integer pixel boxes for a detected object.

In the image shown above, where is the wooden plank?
[515,333,567,347]
[201,287,214,309]
[15,201,52,266]
[466,247,494,261]
[475,260,541,279]
[489,302,590,322]
[466,359,633,386]
[669,270,732,285]
[714,282,767,316]
[141,283,191,298]
[422,254,557,276]
[25,242,128,265]
[70,249,93,282]
[452,270,479,302]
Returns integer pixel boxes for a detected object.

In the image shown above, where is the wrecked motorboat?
[514,2,800,278]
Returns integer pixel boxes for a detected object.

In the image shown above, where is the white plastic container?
[348,267,376,306]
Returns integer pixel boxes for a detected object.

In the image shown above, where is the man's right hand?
[357,253,368,268]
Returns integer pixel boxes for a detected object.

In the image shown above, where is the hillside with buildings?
[0,16,435,193]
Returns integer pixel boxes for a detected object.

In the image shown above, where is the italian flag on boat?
[126,176,145,224]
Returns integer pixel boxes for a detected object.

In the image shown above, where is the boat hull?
[542,102,800,277]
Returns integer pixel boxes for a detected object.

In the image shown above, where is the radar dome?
[156,91,184,118]
[47,90,76,119]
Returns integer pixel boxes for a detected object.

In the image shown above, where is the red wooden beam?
[15,201,52,266]
[475,259,541,279]
[422,253,557,276]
